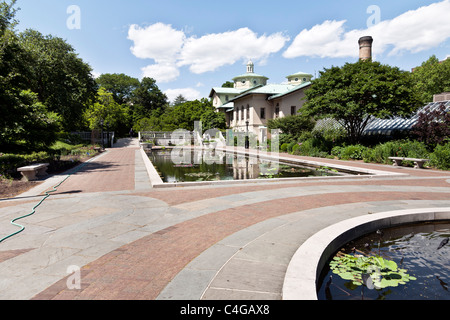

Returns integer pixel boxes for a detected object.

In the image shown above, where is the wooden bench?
[17,163,49,181]
[388,157,429,169]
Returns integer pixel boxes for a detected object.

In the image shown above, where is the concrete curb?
[140,146,408,188]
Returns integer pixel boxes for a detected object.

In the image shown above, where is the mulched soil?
[0,179,40,199]
[0,152,104,199]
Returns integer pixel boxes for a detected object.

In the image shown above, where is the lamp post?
[106,122,110,148]
[245,120,249,149]
[100,119,104,149]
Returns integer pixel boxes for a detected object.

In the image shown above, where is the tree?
[411,102,450,149]
[172,94,187,106]
[1,90,60,152]
[83,88,128,133]
[303,60,422,144]
[412,55,450,104]
[222,81,234,88]
[131,77,168,121]
[161,98,226,132]
[0,0,17,34]
[1,1,59,152]
[96,73,140,105]
[267,114,315,141]
[18,29,97,130]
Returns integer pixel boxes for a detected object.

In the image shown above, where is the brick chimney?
[359,36,373,61]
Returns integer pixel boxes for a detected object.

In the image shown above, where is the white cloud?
[128,23,185,63]
[177,28,290,74]
[141,63,180,83]
[283,20,351,59]
[164,88,201,103]
[283,0,450,59]
[128,24,289,82]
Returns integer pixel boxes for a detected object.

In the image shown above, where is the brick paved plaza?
[0,138,449,300]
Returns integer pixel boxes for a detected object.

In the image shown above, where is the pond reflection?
[147,148,340,183]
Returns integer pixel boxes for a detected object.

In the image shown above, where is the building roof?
[217,101,234,109]
[286,71,313,79]
[232,72,269,81]
[209,87,244,98]
[229,83,307,102]
[268,82,311,100]
[363,100,450,135]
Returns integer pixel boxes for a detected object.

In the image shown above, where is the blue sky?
[14,0,450,103]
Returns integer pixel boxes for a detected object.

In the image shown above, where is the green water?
[147,149,340,183]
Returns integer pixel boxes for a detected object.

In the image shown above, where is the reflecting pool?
[147,148,342,183]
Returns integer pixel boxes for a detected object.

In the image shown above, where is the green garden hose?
[0,155,97,244]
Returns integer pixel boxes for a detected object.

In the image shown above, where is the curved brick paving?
[0,138,449,300]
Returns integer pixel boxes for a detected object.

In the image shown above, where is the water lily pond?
[146,148,341,183]
[317,221,450,300]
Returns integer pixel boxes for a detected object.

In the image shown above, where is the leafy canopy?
[303,60,421,143]
[412,55,450,104]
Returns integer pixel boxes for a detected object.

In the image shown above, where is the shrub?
[331,146,343,158]
[287,141,297,153]
[411,103,450,149]
[430,142,450,170]
[362,140,429,164]
[0,152,52,178]
[336,144,367,160]
[292,139,329,158]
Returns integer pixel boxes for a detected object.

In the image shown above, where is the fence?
[71,131,115,148]
[139,131,194,146]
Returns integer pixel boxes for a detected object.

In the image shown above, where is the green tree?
[96,73,140,105]
[131,77,168,121]
[412,55,450,104]
[1,1,59,152]
[267,114,315,141]
[304,60,421,143]
[161,98,226,132]
[172,94,187,106]
[0,0,17,34]
[83,88,128,133]
[222,81,234,88]
[18,29,97,130]
[1,90,60,152]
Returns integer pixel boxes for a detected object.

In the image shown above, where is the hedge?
[0,146,100,178]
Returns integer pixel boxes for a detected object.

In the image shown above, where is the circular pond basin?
[317,221,450,300]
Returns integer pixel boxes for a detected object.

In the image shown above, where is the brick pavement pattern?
[55,146,138,195]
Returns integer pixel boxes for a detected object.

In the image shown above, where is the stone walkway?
[0,138,449,300]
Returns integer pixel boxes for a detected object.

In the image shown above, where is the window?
[291,106,296,115]
[241,106,244,120]
[225,95,229,101]
[260,108,265,119]
[275,107,280,118]
[246,105,250,120]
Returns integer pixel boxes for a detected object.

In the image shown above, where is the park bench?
[388,157,429,169]
[17,163,49,181]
